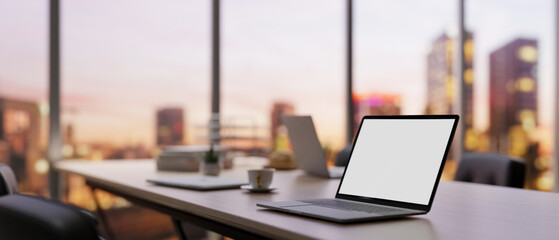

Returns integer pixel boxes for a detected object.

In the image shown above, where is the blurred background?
[0,0,556,239]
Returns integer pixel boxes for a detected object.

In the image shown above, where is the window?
[466,0,555,190]
[222,0,345,158]
[60,1,211,238]
[0,0,49,196]
[355,0,459,178]
[62,0,211,157]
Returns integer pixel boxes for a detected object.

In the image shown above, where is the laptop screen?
[337,117,456,205]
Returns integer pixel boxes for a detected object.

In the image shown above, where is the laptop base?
[257,199,423,223]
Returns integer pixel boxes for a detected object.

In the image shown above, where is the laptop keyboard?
[301,199,408,214]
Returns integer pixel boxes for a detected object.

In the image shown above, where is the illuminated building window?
[464,39,474,63]
[463,68,474,85]
[62,144,74,158]
[446,76,455,102]
[34,159,49,175]
[516,77,535,92]
[518,109,536,131]
[536,171,554,191]
[517,45,537,63]
[464,128,479,151]
[508,125,528,157]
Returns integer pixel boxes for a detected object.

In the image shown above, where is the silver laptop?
[258,115,459,223]
[282,115,345,178]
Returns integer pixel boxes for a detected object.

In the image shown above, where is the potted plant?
[202,145,221,176]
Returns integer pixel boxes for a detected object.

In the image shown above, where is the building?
[353,93,402,132]
[489,38,538,188]
[427,31,479,151]
[156,107,184,146]
[270,102,294,149]
[426,32,474,129]
[489,38,538,155]
[0,97,46,194]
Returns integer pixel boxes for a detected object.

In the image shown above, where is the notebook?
[147,176,247,191]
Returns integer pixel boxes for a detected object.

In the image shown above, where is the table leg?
[86,180,269,240]
[172,218,188,240]
[91,187,117,240]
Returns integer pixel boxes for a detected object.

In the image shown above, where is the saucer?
[241,185,277,193]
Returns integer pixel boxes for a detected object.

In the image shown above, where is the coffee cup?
[248,168,275,189]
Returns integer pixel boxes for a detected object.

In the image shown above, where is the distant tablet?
[147,176,247,191]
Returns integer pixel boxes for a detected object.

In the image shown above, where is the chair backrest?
[334,144,353,167]
[0,165,100,239]
[0,163,19,196]
[0,194,100,240]
[454,153,525,188]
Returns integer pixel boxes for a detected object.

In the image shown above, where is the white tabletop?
[55,159,559,240]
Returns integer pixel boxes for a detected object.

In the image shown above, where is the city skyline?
[0,0,555,153]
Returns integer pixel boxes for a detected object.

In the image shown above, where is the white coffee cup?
[248,168,275,189]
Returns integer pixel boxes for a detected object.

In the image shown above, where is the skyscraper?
[489,38,538,156]
[426,32,474,130]
[427,32,477,151]
[156,107,184,146]
[270,102,294,149]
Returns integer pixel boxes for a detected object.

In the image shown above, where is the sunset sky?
[0,0,555,151]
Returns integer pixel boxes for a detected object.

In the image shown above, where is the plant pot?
[201,162,221,176]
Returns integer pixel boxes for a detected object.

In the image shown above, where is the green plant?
[203,145,219,164]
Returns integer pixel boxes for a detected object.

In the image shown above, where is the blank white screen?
[338,119,454,205]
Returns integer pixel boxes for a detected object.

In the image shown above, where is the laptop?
[257,115,459,223]
[282,115,345,178]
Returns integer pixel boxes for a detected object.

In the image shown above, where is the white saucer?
[241,185,277,193]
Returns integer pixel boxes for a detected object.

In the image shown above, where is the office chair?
[0,163,102,240]
[454,153,525,188]
[0,163,18,195]
[335,144,353,167]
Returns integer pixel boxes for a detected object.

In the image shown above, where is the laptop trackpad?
[285,205,377,219]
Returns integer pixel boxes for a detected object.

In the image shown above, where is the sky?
[0,0,556,151]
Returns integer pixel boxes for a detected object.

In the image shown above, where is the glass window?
[62,0,211,156]
[0,0,49,196]
[355,0,459,179]
[466,0,555,190]
[222,0,345,159]
[61,1,210,238]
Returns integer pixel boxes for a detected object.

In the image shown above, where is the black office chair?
[0,163,102,240]
[0,163,18,195]
[454,153,525,188]
[334,144,353,167]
